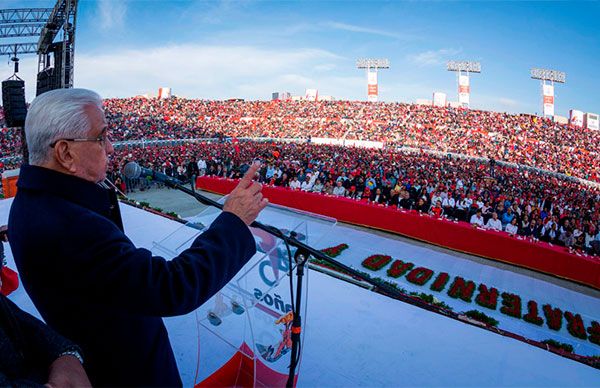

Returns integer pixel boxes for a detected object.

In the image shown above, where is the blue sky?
[1,0,599,116]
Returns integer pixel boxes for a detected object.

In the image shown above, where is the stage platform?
[1,197,598,386]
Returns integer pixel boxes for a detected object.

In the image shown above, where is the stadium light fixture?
[356,58,390,102]
[530,67,566,118]
[356,58,390,69]
[446,61,481,73]
[530,68,566,83]
[446,60,481,108]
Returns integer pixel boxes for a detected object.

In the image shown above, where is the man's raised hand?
[223,162,268,225]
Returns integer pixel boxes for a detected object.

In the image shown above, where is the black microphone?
[122,162,182,185]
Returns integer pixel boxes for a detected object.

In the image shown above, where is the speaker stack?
[1,79,27,128]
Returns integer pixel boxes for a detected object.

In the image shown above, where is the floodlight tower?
[530,68,566,118]
[446,61,481,108]
[356,58,389,102]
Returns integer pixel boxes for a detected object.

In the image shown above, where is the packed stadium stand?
[4,99,600,180]
[1,100,599,254]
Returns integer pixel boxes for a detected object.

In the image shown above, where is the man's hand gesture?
[223,162,268,225]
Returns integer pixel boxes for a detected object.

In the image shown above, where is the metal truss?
[38,0,77,54]
[0,43,37,56]
[36,0,78,89]
[0,8,52,24]
[0,8,52,58]
[0,2,78,90]
[0,23,44,38]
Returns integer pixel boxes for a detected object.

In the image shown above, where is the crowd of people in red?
[103,140,600,255]
[1,99,599,254]
[2,98,600,182]
[101,98,599,182]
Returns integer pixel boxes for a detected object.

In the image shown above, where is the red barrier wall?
[197,177,600,290]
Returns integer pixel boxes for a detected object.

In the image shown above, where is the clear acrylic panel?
[152,198,336,387]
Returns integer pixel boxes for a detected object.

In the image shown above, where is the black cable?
[283,236,300,377]
[285,237,295,314]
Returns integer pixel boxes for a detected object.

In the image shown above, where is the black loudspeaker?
[36,42,71,97]
[36,69,53,96]
[2,80,27,128]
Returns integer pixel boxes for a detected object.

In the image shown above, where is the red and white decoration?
[367,71,378,102]
[543,84,554,116]
[458,74,470,107]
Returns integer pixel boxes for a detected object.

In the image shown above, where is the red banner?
[197,177,600,290]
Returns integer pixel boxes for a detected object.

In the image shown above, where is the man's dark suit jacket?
[0,294,81,386]
[9,165,256,386]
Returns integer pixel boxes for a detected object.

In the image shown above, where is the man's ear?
[53,141,77,173]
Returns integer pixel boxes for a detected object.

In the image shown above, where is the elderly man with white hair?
[8,89,268,386]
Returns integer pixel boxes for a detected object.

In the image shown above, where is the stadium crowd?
[103,140,600,255]
[0,127,21,158]
[2,99,599,253]
[101,98,600,182]
[2,99,600,182]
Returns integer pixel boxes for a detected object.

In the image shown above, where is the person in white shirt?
[486,212,502,231]
[196,158,207,176]
[464,196,473,209]
[455,197,468,221]
[177,164,186,178]
[312,179,324,193]
[505,218,519,235]
[300,176,313,191]
[289,177,301,190]
[332,180,346,196]
[470,210,484,227]
[475,197,484,210]
[442,196,456,218]
[543,216,557,233]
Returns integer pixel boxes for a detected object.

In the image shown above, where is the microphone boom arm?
[125,165,451,386]
[152,172,425,304]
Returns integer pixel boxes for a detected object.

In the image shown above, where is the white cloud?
[407,48,461,67]
[314,63,337,72]
[470,94,534,115]
[182,0,254,25]
[384,81,445,103]
[0,44,366,102]
[498,97,519,107]
[71,44,345,99]
[282,23,317,35]
[324,21,410,40]
[97,0,127,30]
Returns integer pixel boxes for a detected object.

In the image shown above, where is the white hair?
[24,88,103,165]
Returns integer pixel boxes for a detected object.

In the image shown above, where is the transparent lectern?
[152,201,336,387]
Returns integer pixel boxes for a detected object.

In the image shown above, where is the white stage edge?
[1,198,598,386]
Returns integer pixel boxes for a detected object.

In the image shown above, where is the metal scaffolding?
[37,0,78,89]
[0,1,78,91]
[0,43,37,56]
[0,8,52,24]
[0,23,45,38]
[0,7,52,58]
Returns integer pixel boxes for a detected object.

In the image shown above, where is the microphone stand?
[138,171,442,386]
